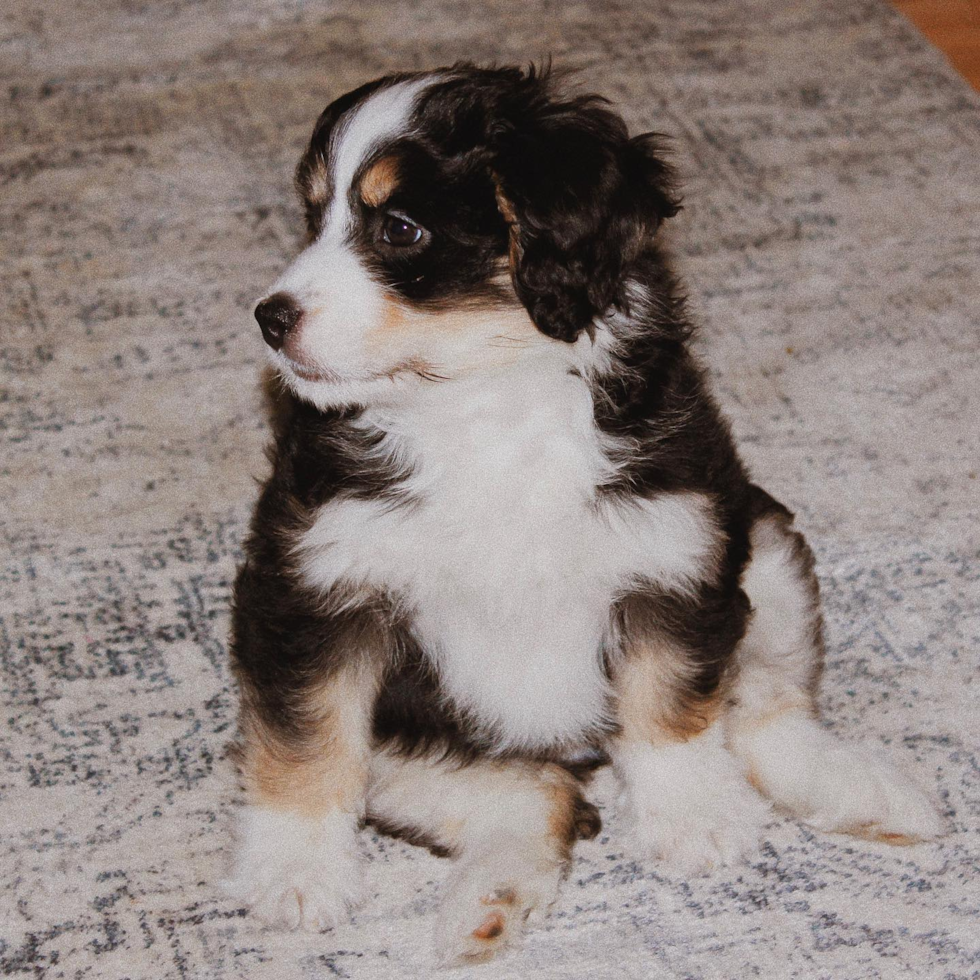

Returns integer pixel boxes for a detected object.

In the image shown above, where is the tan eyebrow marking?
[360,155,400,207]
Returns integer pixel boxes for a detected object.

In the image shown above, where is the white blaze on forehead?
[264,74,440,387]
[322,76,436,241]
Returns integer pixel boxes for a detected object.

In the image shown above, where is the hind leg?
[365,748,599,966]
[726,490,942,842]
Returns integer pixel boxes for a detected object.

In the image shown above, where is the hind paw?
[434,855,561,965]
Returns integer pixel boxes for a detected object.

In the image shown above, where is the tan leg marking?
[848,827,919,846]
[614,638,724,749]
[239,660,379,819]
[540,763,601,859]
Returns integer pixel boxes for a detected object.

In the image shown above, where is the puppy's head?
[256,65,679,408]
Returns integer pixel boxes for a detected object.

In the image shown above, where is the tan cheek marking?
[360,155,400,207]
[427,304,536,340]
[362,296,430,368]
[364,295,539,373]
[380,295,411,334]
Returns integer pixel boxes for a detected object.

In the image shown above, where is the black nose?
[254,292,302,351]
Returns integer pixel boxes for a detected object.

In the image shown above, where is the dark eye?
[381,214,423,247]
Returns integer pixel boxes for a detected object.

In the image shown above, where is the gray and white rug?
[2,1,979,977]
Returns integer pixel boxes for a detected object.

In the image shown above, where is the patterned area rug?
[2,1,979,977]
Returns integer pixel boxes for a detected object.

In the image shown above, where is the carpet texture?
[2,1,979,977]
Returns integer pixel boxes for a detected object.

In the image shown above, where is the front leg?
[226,660,378,930]
[224,566,384,930]
[611,594,771,874]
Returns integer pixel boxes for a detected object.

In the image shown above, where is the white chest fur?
[298,357,719,751]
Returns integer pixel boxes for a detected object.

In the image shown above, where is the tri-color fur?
[225,64,942,964]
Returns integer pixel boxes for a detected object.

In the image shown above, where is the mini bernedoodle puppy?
[226,64,942,963]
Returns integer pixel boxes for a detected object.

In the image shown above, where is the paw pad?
[472,910,506,941]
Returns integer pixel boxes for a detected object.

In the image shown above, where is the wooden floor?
[892,0,980,88]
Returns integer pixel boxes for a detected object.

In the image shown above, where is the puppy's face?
[256,67,680,409]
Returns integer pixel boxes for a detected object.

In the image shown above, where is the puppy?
[225,64,941,963]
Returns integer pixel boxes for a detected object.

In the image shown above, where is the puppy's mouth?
[280,355,446,386]
[285,359,344,384]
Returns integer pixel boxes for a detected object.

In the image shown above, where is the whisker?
[487,334,541,349]
[384,273,426,289]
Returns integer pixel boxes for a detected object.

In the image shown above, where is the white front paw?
[223,806,364,932]
[617,731,771,875]
[625,781,770,875]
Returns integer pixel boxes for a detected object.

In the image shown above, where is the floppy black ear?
[492,90,680,342]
